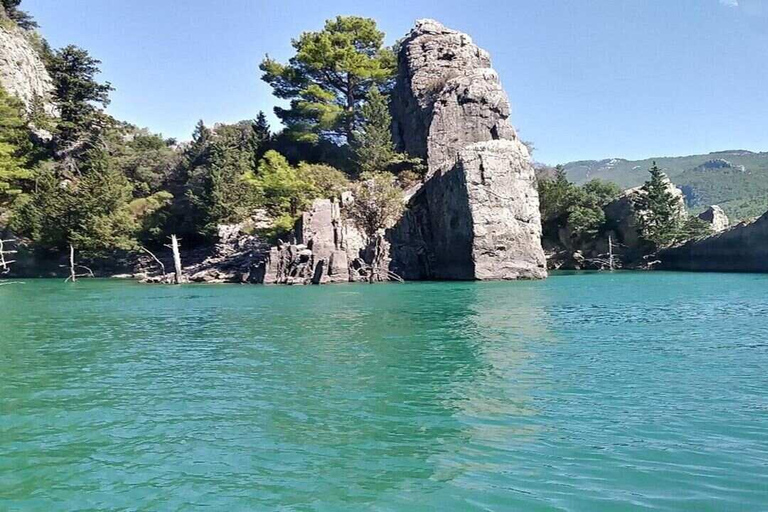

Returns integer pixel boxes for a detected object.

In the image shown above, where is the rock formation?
[697,205,729,232]
[659,211,768,272]
[143,19,548,285]
[261,198,367,285]
[0,14,57,117]
[387,19,547,280]
[603,177,686,253]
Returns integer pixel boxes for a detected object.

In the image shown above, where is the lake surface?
[1,273,767,511]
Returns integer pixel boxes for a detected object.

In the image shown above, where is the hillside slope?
[561,150,768,221]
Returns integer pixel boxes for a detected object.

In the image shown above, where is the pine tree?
[260,16,395,144]
[48,45,113,150]
[253,111,271,161]
[636,162,683,248]
[353,88,398,174]
[0,86,31,205]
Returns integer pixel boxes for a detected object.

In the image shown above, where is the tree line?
[0,7,418,265]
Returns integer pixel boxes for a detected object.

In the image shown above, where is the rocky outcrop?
[391,19,492,161]
[697,205,729,232]
[603,176,686,254]
[0,21,57,117]
[659,211,768,272]
[185,215,272,283]
[387,19,546,280]
[262,198,367,285]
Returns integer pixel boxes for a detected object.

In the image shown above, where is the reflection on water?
[2,274,768,511]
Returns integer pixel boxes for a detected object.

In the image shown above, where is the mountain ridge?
[558,149,768,221]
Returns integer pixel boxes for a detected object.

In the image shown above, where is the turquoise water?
[1,273,768,511]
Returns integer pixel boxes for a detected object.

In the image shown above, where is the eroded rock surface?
[659,211,768,272]
[603,176,686,253]
[698,205,729,232]
[0,20,57,117]
[388,19,546,280]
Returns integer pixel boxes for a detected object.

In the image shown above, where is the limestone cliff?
[387,19,546,280]
[0,14,57,117]
[659,211,768,272]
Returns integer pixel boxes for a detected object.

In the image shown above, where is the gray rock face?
[391,19,492,160]
[603,177,686,252]
[698,205,729,232]
[295,198,366,283]
[0,23,57,117]
[388,19,546,280]
[262,198,368,285]
[659,211,768,272]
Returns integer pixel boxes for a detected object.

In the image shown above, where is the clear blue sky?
[24,0,768,164]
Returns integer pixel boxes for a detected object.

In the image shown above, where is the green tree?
[11,149,138,257]
[47,45,113,151]
[201,122,262,231]
[246,150,313,218]
[0,86,32,205]
[1,0,37,30]
[352,87,421,178]
[260,16,395,144]
[345,171,403,241]
[537,166,574,224]
[298,162,349,199]
[635,162,684,248]
[538,169,621,244]
[253,111,272,161]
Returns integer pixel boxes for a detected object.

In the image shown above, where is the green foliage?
[298,162,349,199]
[345,171,403,240]
[163,119,268,241]
[48,45,113,150]
[538,166,621,243]
[253,111,272,162]
[635,163,685,249]
[256,213,296,243]
[245,150,314,218]
[11,152,138,256]
[561,150,768,222]
[202,124,262,229]
[260,16,395,144]
[129,191,173,239]
[679,216,713,241]
[0,86,32,205]
[352,87,421,177]
[1,0,37,30]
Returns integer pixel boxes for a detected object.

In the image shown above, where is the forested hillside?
[561,150,768,221]
[0,2,420,269]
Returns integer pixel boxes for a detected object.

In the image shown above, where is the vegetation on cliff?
[0,4,410,270]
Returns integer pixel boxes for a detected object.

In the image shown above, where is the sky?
[23,0,768,164]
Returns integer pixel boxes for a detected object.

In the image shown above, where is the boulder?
[697,205,729,232]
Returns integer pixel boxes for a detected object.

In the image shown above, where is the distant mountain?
[559,150,768,221]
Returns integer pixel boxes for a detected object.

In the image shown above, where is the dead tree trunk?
[0,238,18,274]
[64,244,95,283]
[140,246,167,281]
[69,244,77,283]
[170,235,183,285]
[608,235,615,271]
